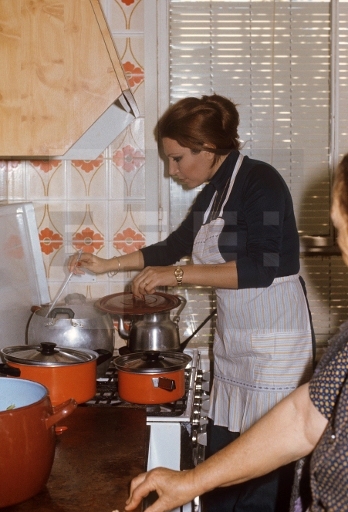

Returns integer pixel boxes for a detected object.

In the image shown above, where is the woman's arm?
[69,250,238,297]
[132,260,238,297]
[68,250,145,275]
[125,383,328,512]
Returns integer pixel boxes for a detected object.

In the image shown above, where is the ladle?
[45,249,82,318]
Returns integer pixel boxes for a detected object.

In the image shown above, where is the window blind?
[169,0,332,238]
[167,0,348,349]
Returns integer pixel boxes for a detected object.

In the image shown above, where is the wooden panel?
[0,0,130,157]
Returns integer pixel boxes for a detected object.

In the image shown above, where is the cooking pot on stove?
[0,377,76,508]
[94,292,187,353]
[0,342,111,406]
[114,350,192,404]
[27,293,114,377]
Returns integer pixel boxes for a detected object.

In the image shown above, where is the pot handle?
[95,349,113,366]
[45,399,77,430]
[0,363,21,377]
[152,377,176,392]
[172,295,187,324]
[47,307,75,319]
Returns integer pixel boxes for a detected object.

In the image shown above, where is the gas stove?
[84,347,211,512]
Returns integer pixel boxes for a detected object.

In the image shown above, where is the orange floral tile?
[122,61,144,88]
[113,227,145,254]
[113,144,145,172]
[30,160,61,173]
[39,227,64,255]
[71,156,104,173]
[73,227,104,253]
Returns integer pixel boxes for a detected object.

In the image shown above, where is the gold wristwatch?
[174,266,184,286]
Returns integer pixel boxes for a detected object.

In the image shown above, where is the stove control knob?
[199,416,209,426]
[195,381,203,391]
[202,381,211,392]
[197,430,207,446]
[195,370,203,384]
[192,411,201,426]
[201,398,210,414]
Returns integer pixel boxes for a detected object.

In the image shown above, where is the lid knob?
[39,342,58,356]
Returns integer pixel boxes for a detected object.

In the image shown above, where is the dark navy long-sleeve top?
[141,150,300,289]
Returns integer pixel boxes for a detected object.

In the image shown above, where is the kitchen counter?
[3,406,148,512]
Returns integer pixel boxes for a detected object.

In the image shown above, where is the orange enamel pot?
[114,351,192,404]
[0,377,76,508]
[0,342,111,406]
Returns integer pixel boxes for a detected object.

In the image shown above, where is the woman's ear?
[202,143,216,161]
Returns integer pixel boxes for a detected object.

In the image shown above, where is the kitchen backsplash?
[0,0,215,349]
[0,0,145,300]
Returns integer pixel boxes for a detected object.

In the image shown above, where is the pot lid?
[1,343,97,366]
[95,292,182,315]
[114,351,192,374]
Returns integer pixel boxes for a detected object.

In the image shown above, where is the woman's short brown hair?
[157,94,241,166]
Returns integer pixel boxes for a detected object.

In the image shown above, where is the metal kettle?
[117,295,187,352]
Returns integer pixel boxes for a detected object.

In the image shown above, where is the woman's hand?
[67,252,110,275]
[131,266,177,297]
[125,467,196,512]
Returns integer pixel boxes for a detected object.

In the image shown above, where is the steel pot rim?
[114,350,191,374]
[1,343,99,367]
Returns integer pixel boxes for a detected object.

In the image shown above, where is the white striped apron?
[192,154,313,433]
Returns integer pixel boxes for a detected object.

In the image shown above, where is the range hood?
[0,0,139,160]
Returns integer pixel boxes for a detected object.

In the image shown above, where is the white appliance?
[0,203,50,349]
[87,347,212,512]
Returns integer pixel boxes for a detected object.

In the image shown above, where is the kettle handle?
[47,307,75,319]
[172,295,187,324]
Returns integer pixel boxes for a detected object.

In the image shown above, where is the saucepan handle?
[152,377,176,392]
[0,363,21,377]
[95,349,113,366]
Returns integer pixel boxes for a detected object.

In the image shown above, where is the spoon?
[45,249,83,318]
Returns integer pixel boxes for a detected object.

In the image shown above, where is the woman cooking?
[69,94,314,511]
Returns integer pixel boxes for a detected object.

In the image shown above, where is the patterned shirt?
[308,321,348,511]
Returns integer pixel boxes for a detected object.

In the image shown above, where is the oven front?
[86,347,211,512]
[145,348,211,512]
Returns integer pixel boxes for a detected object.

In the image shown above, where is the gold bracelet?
[107,256,121,277]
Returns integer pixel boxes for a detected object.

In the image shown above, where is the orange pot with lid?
[114,350,192,404]
[0,342,111,406]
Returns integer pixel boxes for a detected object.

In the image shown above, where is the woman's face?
[331,195,348,266]
[162,137,222,189]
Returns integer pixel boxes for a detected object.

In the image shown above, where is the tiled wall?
[0,1,223,350]
[0,0,146,305]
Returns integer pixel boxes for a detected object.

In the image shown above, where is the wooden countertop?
[4,407,148,512]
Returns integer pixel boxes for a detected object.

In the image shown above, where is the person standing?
[123,153,348,512]
[69,94,314,511]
